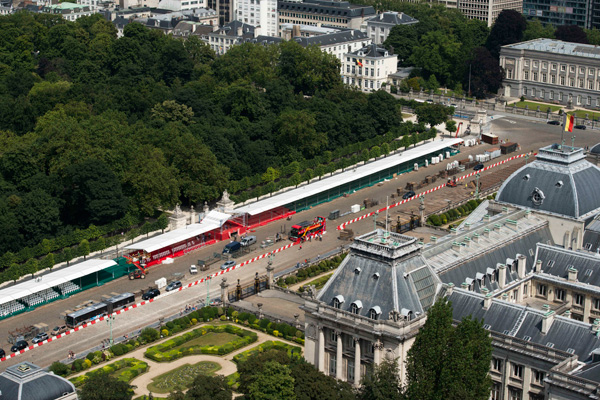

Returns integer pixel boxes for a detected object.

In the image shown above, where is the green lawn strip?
[145,325,258,362]
[146,361,221,394]
[508,101,562,112]
[232,341,302,365]
[571,109,600,120]
[69,358,149,387]
[170,332,239,352]
[298,273,333,292]
[226,372,240,390]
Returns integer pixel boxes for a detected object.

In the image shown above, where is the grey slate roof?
[436,225,553,289]
[448,290,600,360]
[244,35,284,46]
[292,30,368,47]
[0,362,76,400]
[317,230,440,318]
[277,0,375,18]
[214,20,255,37]
[496,144,600,220]
[536,243,600,285]
[574,361,600,383]
[591,143,600,155]
[503,38,600,60]
[351,43,389,58]
[584,219,600,253]
[365,11,418,26]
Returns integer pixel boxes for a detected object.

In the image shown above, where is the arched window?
[333,295,344,309]
[369,306,382,320]
[351,300,363,315]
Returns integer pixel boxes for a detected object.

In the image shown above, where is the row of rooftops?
[503,38,600,60]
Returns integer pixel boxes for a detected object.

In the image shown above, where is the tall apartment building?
[500,38,600,108]
[341,43,397,92]
[235,0,278,36]
[457,0,523,27]
[277,0,375,31]
[207,0,234,24]
[522,0,592,28]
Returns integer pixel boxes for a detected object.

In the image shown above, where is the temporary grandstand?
[0,259,126,320]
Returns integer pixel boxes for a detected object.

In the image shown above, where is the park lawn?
[508,101,562,112]
[571,109,600,120]
[147,361,221,394]
[170,332,239,352]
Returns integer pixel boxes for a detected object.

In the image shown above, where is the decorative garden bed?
[70,358,149,387]
[146,361,221,393]
[145,324,257,362]
[232,340,302,365]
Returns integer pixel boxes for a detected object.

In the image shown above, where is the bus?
[289,216,326,242]
[104,292,135,314]
[65,303,108,328]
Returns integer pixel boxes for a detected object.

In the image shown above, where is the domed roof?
[0,362,76,400]
[590,143,600,155]
[496,144,600,220]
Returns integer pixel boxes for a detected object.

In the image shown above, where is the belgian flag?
[564,114,574,132]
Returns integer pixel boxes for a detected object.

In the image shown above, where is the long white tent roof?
[234,138,463,216]
[0,259,117,306]
[125,210,231,253]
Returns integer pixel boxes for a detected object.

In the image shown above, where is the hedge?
[277,253,346,288]
[232,341,302,365]
[70,358,149,387]
[144,325,257,362]
[427,198,485,226]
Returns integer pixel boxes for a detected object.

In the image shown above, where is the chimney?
[461,282,469,290]
[524,210,531,219]
[483,292,492,310]
[452,241,461,253]
[292,24,300,37]
[237,25,242,36]
[517,254,526,279]
[568,266,578,282]
[564,310,571,319]
[483,228,491,238]
[498,264,507,289]
[450,227,458,235]
[541,310,555,334]
[592,319,600,334]
[501,293,508,301]
[464,237,471,247]
[446,283,454,295]
[493,223,502,233]
[472,233,480,243]
[535,259,542,272]
[483,214,490,221]
[430,236,437,243]
[502,206,509,214]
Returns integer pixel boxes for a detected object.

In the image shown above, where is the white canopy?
[234,138,463,216]
[0,259,117,306]
[125,210,231,253]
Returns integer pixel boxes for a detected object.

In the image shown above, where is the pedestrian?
[299,245,302,250]
[317,254,320,260]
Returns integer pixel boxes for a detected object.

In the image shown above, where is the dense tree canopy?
[485,10,527,59]
[79,371,133,400]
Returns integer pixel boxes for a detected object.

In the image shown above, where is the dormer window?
[351,300,362,314]
[354,267,361,275]
[372,272,380,280]
[523,174,530,181]
[333,295,344,309]
[556,180,563,187]
[369,306,382,320]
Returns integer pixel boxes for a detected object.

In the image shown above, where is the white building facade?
[342,43,398,92]
[236,0,277,37]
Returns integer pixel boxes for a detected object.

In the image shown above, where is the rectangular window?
[491,383,501,400]
[579,79,584,88]
[525,60,530,67]
[559,92,563,101]
[576,293,584,306]
[329,355,336,376]
[537,284,547,296]
[532,370,545,385]
[542,62,547,69]
[570,66,575,73]
[590,81,594,90]
[542,73,547,83]
[580,67,585,74]
[570,78,575,87]
[523,87,527,95]
[561,65,566,72]
[512,363,523,378]
[560,76,565,85]
[588,96,592,105]
[590,69,595,75]
[594,298,600,309]
[533,72,538,81]
[347,360,355,382]
[555,289,565,301]
[509,388,522,400]
[552,63,557,70]
[533,61,538,68]
[524,71,529,80]
[492,358,503,372]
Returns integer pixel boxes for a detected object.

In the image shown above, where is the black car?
[165,281,182,292]
[574,124,586,130]
[142,288,160,300]
[10,340,28,353]
[0,348,5,358]
[474,163,484,171]
[402,191,416,200]
[547,120,560,125]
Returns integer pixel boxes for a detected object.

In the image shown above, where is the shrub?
[191,318,197,324]
[84,359,92,369]
[140,327,159,343]
[161,329,169,337]
[86,353,95,361]
[50,361,69,377]
[73,359,85,372]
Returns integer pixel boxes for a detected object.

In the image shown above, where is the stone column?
[373,339,383,365]
[318,327,325,373]
[266,264,275,289]
[336,330,343,380]
[354,337,361,386]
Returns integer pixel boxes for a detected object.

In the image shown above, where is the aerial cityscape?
[0,0,600,398]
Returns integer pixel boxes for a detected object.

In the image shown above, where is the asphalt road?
[1,115,599,369]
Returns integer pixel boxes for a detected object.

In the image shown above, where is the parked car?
[474,163,484,171]
[0,348,5,358]
[51,325,68,336]
[32,332,48,344]
[189,265,198,274]
[222,241,241,254]
[221,260,236,270]
[10,340,28,353]
[240,235,257,247]
[547,120,560,125]
[166,281,182,292]
[142,288,160,300]
[425,99,434,103]
[574,124,586,130]
[402,191,416,200]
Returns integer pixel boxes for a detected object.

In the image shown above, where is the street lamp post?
[206,275,212,306]
[106,315,116,345]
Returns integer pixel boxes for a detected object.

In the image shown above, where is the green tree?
[248,361,296,400]
[237,349,292,394]
[486,10,527,59]
[262,167,280,183]
[555,24,588,43]
[79,371,133,400]
[587,28,600,45]
[24,258,39,278]
[276,110,327,159]
[410,31,461,84]
[79,239,90,260]
[157,214,169,233]
[314,164,326,180]
[445,120,457,134]
[290,172,302,188]
[384,24,419,67]
[289,358,356,400]
[523,19,555,41]
[357,359,403,400]
[466,47,504,98]
[151,100,195,125]
[414,104,453,128]
[43,253,55,270]
[185,375,232,400]
[380,143,390,157]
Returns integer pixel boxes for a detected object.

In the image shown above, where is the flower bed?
[232,341,302,365]
[146,361,221,394]
[145,325,257,362]
[70,358,149,387]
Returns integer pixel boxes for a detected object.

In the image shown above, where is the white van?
[240,235,257,247]
[189,265,198,274]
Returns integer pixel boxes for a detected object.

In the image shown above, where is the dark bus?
[104,292,135,314]
[65,303,108,328]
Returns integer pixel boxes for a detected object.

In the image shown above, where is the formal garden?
[146,361,221,394]
[70,358,149,387]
